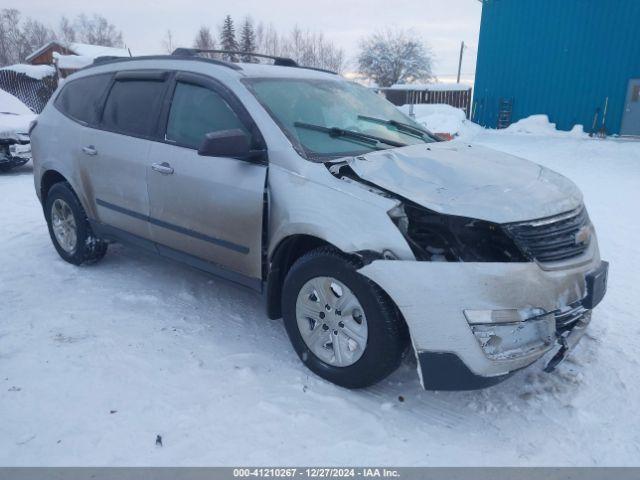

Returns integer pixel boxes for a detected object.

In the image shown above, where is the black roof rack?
[93,55,125,65]
[83,50,336,75]
[172,48,338,75]
[172,48,298,66]
[86,54,242,71]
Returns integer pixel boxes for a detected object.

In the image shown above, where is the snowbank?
[505,115,588,138]
[396,106,592,141]
[398,103,482,141]
[0,64,56,80]
[0,89,37,139]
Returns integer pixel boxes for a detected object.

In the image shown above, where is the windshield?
[244,78,437,161]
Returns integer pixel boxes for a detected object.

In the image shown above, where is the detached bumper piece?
[418,351,514,390]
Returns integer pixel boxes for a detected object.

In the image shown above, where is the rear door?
[146,72,267,289]
[83,70,170,241]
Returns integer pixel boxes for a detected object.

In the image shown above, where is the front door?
[621,79,640,136]
[146,73,267,289]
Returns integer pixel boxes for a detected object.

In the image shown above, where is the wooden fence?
[0,69,58,113]
[378,86,473,118]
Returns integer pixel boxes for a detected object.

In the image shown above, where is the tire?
[282,247,408,388]
[44,182,108,265]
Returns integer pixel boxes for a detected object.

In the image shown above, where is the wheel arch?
[40,169,69,204]
[265,234,401,320]
[266,234,339,319]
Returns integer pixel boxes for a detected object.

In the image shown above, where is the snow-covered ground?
[1,119,639,466]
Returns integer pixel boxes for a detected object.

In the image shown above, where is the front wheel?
[282,247,408,388]
[44,182,108,265]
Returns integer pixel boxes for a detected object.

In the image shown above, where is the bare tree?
[0,9,125,66]
[72,14,123,47]
[252,21,344,72]
[0,9,23,65]
[255,22,280,58]
[283,26,344,72]
[193,25,216,58]
[161,29,175,54]
[357,28,433,87]
[57,14,123,48]
[58,16,76,44]
[20,18,56,60]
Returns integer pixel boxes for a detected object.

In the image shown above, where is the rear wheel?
[44,182,108,265]
[282,247,407,388]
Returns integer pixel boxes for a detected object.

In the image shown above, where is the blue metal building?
[473,0,640,136]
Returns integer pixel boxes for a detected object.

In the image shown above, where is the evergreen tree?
[240,18,257,63]
[219,15,238,61]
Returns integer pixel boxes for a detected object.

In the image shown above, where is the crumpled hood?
[347,142,583,224]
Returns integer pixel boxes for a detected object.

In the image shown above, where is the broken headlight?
[388,202,527,262]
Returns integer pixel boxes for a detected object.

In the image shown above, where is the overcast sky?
[10,0,482,78]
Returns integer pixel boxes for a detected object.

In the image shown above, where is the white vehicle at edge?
[0,89,36,172]
[30,50,608,390]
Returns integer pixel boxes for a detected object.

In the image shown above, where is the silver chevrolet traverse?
[31,50,608,390]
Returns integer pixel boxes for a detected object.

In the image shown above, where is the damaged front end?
[0,134,31,171]
[328,159,608,390]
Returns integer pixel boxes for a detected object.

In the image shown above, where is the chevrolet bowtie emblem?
[575,225,591,245]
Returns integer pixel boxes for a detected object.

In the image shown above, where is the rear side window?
[102,80,166,137]
[54,74,111,125]
[165,82,247,149]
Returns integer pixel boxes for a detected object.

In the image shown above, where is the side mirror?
[197,129,252,159]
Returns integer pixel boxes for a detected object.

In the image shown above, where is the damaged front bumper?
[0,141,31,170]
[358,249,608,390]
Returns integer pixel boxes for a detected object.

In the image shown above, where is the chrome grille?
[504,208,591,263]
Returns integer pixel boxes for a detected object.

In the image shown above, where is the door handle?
[151,162,174,175]
[82,145,97,156]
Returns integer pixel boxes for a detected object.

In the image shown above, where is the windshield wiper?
[357,114,434,140]
[294,122,407,148]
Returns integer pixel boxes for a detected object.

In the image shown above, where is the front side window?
[165,82,247,149]
[244,78,436,161]
[55,74,112,125]
[102,79,166,137]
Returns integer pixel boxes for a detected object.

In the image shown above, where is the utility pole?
[456,41,465,84]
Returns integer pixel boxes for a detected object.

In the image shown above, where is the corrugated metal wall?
[473,0,640,134]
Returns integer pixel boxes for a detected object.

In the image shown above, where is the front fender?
[267,165,414,260]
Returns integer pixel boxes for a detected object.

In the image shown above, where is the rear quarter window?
[54,74,112,125]
[101,79,167,138]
